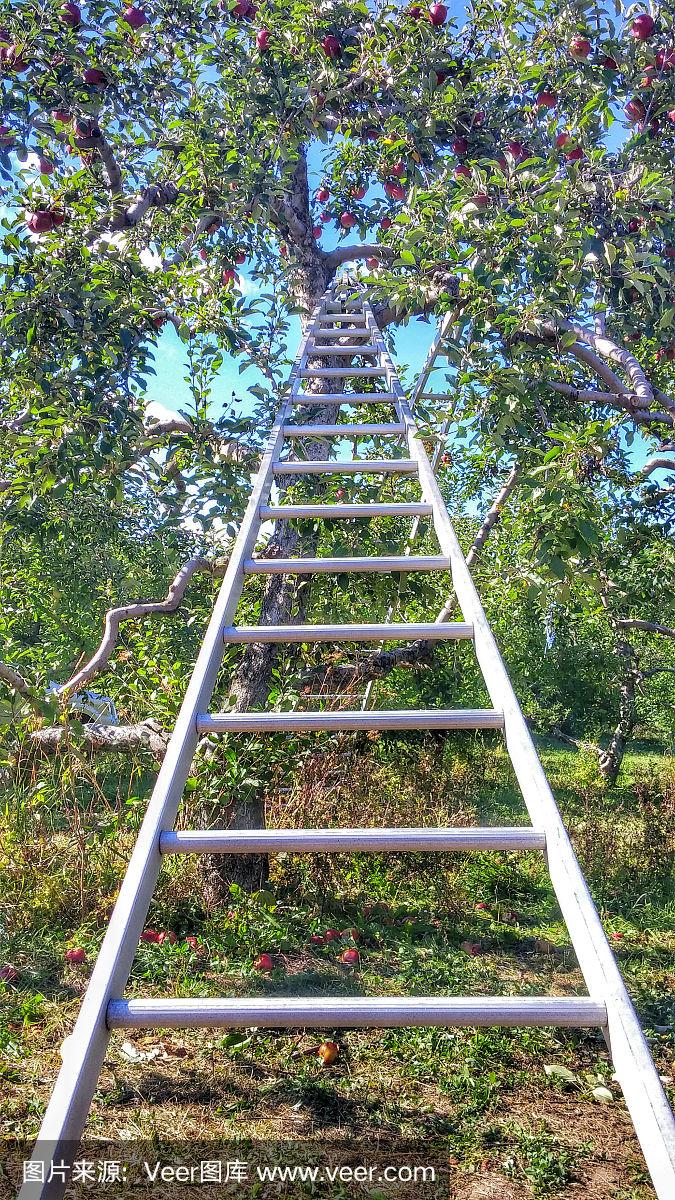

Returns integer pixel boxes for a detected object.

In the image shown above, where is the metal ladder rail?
[363,294,675,1198]
[18,295,331,1200]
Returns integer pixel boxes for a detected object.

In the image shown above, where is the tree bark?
[598,640,640,784]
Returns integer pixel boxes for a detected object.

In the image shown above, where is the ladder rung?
[307,345,378,356]
[317,314,367,324]
[284,423,404,437]
[223,621,473,642]
[291,393,397,404]
[244,555,449,575]
[259,502,432,519]
[300,367,386,378]
[272,458,416,474]
[160,826,545,854]
[107,996,606,1030]
[197,709,504,733]
[311,329,372,339]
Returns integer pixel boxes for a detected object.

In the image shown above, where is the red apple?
[628,218,641,232]
[505,140,526,159]
[84,67,107,85]
[565,146,585,161]
[0,964,18,982]
[232,0,257,16]
[569,36,591,59]
[379,216,393,230]
[610,931,624,940]
[351,184,366,199]
[52,109,70,124]
[460,940,482,956]
[339,948,360,965]
[384,181,405,200]
[407,4,422,15]
[555,131,572,148]
[157,930,177,945]
[339,211,356,228]
[65,947,86,964]
[601,54,619,69]
[630,13,655,40]
[312,225,321,238]
[664,245,675,259]
[336,487,346,498]
[256,28,270,51]
[199,248,208,261]
[454,163,471,179]
[235,250,246,264]
[140,928,160,942]
[428,3,447,26]
[26,210,56,233]
[320,210,331,222]
[317,1040,339,1065]
[222,268,236,283]
[668,109,675,124]
[472,192,489,208]
[253,952,274,971]
[475,901,489,910]
[309,934,325,946]
[441,452,451,465]
[535,89,557,109]
[390,160,405,177]
[280,243,288,257]
[656,48,675,71]
[366,256,379,268]
[185,936,202,952]
[0,124,15,147]
[450,136,467,154]
[60,1,81,26]
[325,928,341,941]
[625,97,646,122]
[317,186,330,202]
[122,7,149,29]
[2,44,29,71]
[322,35,341,59]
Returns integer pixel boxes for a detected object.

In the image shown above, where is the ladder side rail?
[20,300,328,1200]
[363,295,675,1197]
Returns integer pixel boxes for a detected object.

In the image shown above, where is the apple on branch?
[569,36,591,59]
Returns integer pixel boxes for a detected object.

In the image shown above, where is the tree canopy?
[1,0,675,779]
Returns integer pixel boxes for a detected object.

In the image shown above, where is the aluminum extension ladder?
[22,283,675,1199]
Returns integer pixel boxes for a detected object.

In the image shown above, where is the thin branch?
[640,455,675,479]
[57,556,230,698]
[615,619,675,639]
[0,661,33,697]
[436,464,520,622]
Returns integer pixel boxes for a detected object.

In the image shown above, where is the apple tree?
[1,0,675,836]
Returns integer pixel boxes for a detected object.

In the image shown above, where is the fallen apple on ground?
[317,1041,339,1065]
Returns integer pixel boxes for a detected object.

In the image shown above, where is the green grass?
[1,738,673,1197]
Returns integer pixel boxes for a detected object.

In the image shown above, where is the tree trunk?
[206,239,341,895]
[598,640,640,785]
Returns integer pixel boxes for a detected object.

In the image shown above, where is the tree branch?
[57,555,230,698]
[639,456,675,479]
[615,619,675,639]
[0,660,33,697]
[30,718,169,762]
[327,244,395,268]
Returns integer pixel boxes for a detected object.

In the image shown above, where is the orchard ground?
[2,735,673,1199]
